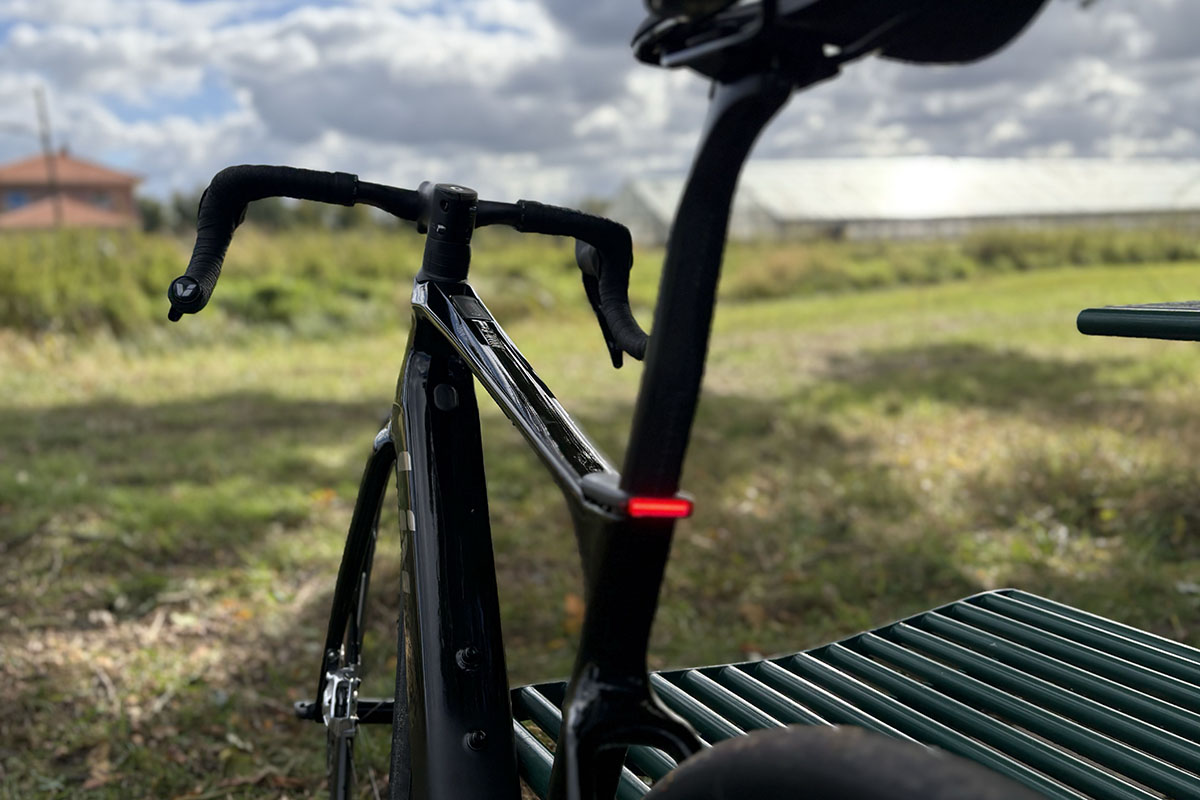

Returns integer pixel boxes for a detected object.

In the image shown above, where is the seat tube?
[543,71,801,800]
[391,312,520,800]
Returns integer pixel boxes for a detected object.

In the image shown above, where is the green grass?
[4,225,1200,340]
[4,250,1200,797]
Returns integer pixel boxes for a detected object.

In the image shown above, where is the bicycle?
[165,1,1200,799]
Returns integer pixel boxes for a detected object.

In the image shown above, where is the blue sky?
[105,76,239,126]
[0,0,1195,203]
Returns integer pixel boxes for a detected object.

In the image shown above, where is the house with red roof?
[0,149,140,230]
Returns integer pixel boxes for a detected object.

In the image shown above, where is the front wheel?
[327,722,355,800]
[325,547,406,800]
[643,725,1046,799]
[324,545,390,800]
[324,456,406,800]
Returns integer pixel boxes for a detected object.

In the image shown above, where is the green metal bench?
[513,589,1200,800]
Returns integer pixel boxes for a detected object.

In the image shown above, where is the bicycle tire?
[327,726,355,800]
[325,469,404,800]
[325,528,377,800]
[387,607,411,800]
[643,725,1047,800]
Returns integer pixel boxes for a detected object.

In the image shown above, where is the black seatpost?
[621,5,845,498]
[621,71,793,496]
[549,11,848,800]
[548,69,805,800]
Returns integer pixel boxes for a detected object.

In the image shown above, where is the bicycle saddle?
[644,0,740,15]
[785,0,1050,64]
[636,0,1050,75]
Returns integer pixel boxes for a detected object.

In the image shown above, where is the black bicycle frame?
[384,269,679,800]
[390,283,523,800]
[302,39,830,800]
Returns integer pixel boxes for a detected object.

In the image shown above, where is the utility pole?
[33,85,63,227]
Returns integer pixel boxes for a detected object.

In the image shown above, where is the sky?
[0,0,1195,204]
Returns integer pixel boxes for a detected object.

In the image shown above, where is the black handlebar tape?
[167,165,358,320]
[356,180,421,221]
[515,200,648,360]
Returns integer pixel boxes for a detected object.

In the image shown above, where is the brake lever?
[576,240,625,369]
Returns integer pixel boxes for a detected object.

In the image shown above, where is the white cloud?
[1,23,209,101]
[0,0,243,31]
[0,0,1195,205]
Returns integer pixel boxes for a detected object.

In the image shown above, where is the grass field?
[4,241,1200,797]
[4,225,1199,339]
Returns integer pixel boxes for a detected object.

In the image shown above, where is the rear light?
[627,496,694,519]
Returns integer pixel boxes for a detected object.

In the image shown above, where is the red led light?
[627,496,694,519]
